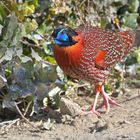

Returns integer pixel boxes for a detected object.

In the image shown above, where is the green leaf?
[45,56,56,64]
[34,62,57,82]
[123,13,138,28]
[4,48,14,61]
[0,47,7,62]
[1,13,18,47]
[0,3,7,18]
[48,87,61,97]
[36,83,50,101]
[134,48,140,63]
[56,66,67,82]
[20,56,32,63]
[128,0,139,12]
[0,74,7,89]
[31,48,42,61]
[2,94,16,111]
[48,87,61,109]
[25,18,38,33]
[43,118,55,130]
[28,0,38,7]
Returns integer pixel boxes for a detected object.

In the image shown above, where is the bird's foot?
[98,91,121,113]
[80,108,101,118]
[80,110,101,118]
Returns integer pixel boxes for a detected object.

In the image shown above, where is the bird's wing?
[75,25,134,70]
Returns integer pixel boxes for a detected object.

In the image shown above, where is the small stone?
[62,115,73,124]
[94,120,108,132]
[60,97,82,117]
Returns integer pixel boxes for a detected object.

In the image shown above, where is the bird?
[52,24,140,116]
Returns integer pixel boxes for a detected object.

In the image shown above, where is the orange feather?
[53,34,84,71]
[95,50,106,69]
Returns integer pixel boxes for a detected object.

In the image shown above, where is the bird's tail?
[118,29,139,57]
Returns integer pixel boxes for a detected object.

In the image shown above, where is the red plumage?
[53,24,139,116]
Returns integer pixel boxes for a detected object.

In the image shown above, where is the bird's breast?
[53,34,84,77]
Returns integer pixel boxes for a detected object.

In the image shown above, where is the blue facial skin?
[54,29,71,46]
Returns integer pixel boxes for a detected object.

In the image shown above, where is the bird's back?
[75,25,135,70]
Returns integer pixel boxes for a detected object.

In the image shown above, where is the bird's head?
[52,25,78,47]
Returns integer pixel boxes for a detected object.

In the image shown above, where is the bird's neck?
[54,34,84,70]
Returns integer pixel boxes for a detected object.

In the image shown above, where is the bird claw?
[79,109,101,118]
[97,92,121,113]
[79,85,122,117]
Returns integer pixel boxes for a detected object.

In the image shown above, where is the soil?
[0,88,140,140]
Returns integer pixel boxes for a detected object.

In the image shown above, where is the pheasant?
[52,24,140,116]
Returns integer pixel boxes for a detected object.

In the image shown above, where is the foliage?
[0,0,140,120]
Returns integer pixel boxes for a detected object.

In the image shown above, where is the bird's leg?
[98,84,121,113]
[80,83,120,117]
[87,84,103,117]
[90,83,120,115]
[90,91,101,116]
[80,91,101,117]
[80,86,101,117]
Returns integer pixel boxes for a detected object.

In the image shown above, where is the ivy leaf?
[123,13,138,28]
[4,48,14,61]
[31,48,42,61]
[134,48,140,63]
[43,118,55,130]
[48,87,61,109]
[1,12,18,47]
[0,74,7,89]
[20,56,32,63]
[2,94,16,111]
[34,62,57,82]
[128,0,139,12]
[0,3,7,18]
[56,66,67,83]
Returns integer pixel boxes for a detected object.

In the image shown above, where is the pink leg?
[80,92,101,117]
[98,85,121,113]
[80,84,121,117]
[90,91,101,116]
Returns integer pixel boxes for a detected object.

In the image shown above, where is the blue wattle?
[54,29,71,46]
[54,39,71,46]
[57,29,69,41]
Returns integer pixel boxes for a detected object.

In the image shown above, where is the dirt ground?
[0,88,140,140]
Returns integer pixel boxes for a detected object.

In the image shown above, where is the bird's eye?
[61,31,65,34]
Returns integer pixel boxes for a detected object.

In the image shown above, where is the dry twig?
[23,101,32,116]
[14,101,39,130]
